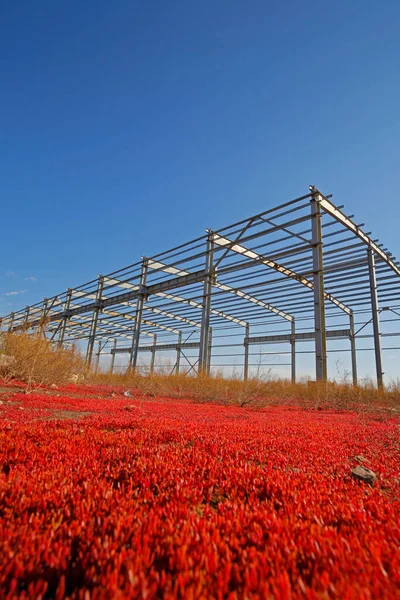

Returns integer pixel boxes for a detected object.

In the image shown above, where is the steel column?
[58,289,72,348]
[367,248,383,388]
[110,339,117,373]
[290,320,296,383]
[199,233,214,372]
[311,194,327,381]
[244,323,250,381]
[40,299,49,337]
[95,341,101,373]
[176,331,182,374]
[23,306,30,330]
[7,313,15,333]
[207,327,212,375]
[349,310,357,386]
[129,259,148,370]
[86,276,104,366]
[150,334,157,374]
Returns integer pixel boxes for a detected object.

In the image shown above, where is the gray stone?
[351,465,377,485]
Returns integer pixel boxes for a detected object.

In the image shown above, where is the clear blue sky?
[1,0,399,312]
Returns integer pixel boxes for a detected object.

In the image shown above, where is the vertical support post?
[244,323,250,381]
[176,331,182,374]
[95,341,101,373]
[23,306,30,331]
[199,233,214,372]
[349,310,357,386]
[40,299,49,337]
[367,248,383,388]
[110,339,117,374]
[86,276,104,366]
[129,259,148,370]
[8,312,15,333]
[311,193,327,381]
[290,320,296,384]
[58,289,72,348]
[207,327,212,376]
[150,334,157,374]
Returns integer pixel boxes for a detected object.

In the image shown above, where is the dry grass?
[91,369,400,413]
[0,332,85,390]
[1,332,399,413]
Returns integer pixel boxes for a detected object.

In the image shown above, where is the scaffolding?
[2,187,400,387]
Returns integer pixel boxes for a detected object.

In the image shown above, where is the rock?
[351,465,377,486]
[50,383,58,390]
[354,455,370,464]
[123,390,131,397]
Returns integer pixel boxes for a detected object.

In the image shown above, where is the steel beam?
[72,288,197,332]
[246,330,351,344]
[212,234,351,315]
[104,277,248,327]
[316,189,400,276]
[69,293,156,338]
[143,305,201,328]
[68,317,133,341]
[367,249,384,388]
[112,341,200,354]
[12,263,291,328]
[148,259,294,323]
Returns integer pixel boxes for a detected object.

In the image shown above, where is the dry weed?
[0,332,85,390]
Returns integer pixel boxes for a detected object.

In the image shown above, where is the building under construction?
[2,187,400,387]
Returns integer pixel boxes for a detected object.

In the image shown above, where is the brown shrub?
[0,332,85,389]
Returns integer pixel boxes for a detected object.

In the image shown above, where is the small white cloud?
[6,271,15,277]
[25,276,37,281]
[4,289,28,296]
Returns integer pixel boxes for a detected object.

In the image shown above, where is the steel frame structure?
[2,187,400,386]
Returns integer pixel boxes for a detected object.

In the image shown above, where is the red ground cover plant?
[0,386,399,599]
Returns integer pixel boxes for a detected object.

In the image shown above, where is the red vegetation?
[0,387,399,599]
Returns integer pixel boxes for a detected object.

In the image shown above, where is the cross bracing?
[2,186,400,386]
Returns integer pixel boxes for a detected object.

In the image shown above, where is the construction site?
[2,186,400,387]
